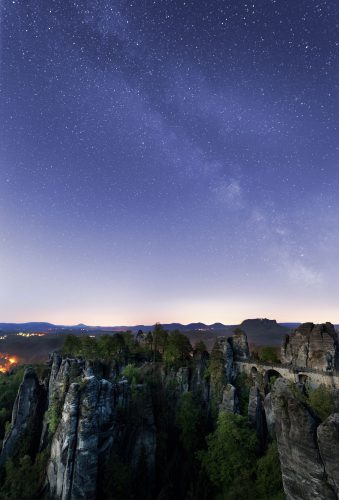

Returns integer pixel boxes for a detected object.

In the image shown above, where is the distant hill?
[0,322,62,332]
[238,318,291,345]
[0,318,295,346]
[0,321,234,334]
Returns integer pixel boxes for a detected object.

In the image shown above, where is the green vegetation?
[176,392,205,454]
[122,364,142,385]
[46,396,63,434]
[234,372,252,415]
[259,346,280,364]
[198,412,257,499]
[307,384,335,422]
[62,326,194,372]
[255,441,284,500]
[1,449,49,500]
[163,330,192,367]
[99,453,133,500]
[0,366,26,442]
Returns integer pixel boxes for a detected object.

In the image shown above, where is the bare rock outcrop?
[191,350,209,401]
[48,354,84,404]
[281,322,339,371]
[248,385,267,447]
[218,337,235,383]
[271,378,336,500]
[317,413,339,496]
[0,368,46,468]
[228,328,250,361]
[219,384,239,414]
[263,392,275,437]
[47,375,114,500]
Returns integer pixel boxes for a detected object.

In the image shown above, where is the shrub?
[260,346,279,363]
[255,441,284,499]
[198,412,257,498]
[122,364,142,385]
[46,396,63,434]
[176,392,205,453]
[307,384,334,422]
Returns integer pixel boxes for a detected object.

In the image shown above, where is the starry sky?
[1,0,339,326]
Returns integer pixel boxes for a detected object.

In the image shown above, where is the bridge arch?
[264,368,282,393]
[297,373,309,385]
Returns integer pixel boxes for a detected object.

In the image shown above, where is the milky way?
[1,1,339,324]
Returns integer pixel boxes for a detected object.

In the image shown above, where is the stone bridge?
[235,359,339,389]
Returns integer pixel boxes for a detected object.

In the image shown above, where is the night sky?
[1,1,339,325]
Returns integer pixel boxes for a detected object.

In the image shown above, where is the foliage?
[46,396,63,434]
[194,341,207,354]
[176,392,205,454]
[234,372,252,416]
[198,412,257,499]
[152,323,169,356]
[61,334,82,357]
[1,449,49,500]
[260,346,280,363]
[122,364,142,385]
[307,384,334,422]
[255,441,284,500]
[0,367,26,441]
[99,454,133,500]
[163,330,192,367]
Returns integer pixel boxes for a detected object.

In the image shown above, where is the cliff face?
[228,329,250,361]
[270,378,337,500]
[0,368,46,468]
[281,322,339,370]
[48,375,115,500]
[46,359,158,500]
[248,386,266,447]
[317,413,339,495]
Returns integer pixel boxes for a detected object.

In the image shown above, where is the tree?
[61,334,82,356]
[255,441,284,500]
[194,341,207,354]
[176,392,205,453]
[307,384,334,421]
[163,331,192,367]
[152,323,168,357]
[122,364,142,385]
[1,450,49,500]
[260,346,279,364]
[79,335,98,360]
[198,412,257,499]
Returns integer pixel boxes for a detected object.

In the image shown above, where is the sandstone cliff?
[0,367,46,468]
[270,378,338,500]
[281,322,339,371]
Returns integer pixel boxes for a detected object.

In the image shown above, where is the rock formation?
[248,385,266,447]
[0,368,46,468]
[317,413,339,495]
[47,375,114,500]
[191,350,209,401]
[219,384,239,414]
[228,328,250,361]
[217,337,235,383]
[281,322,339,371]
[270,378,337,500]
